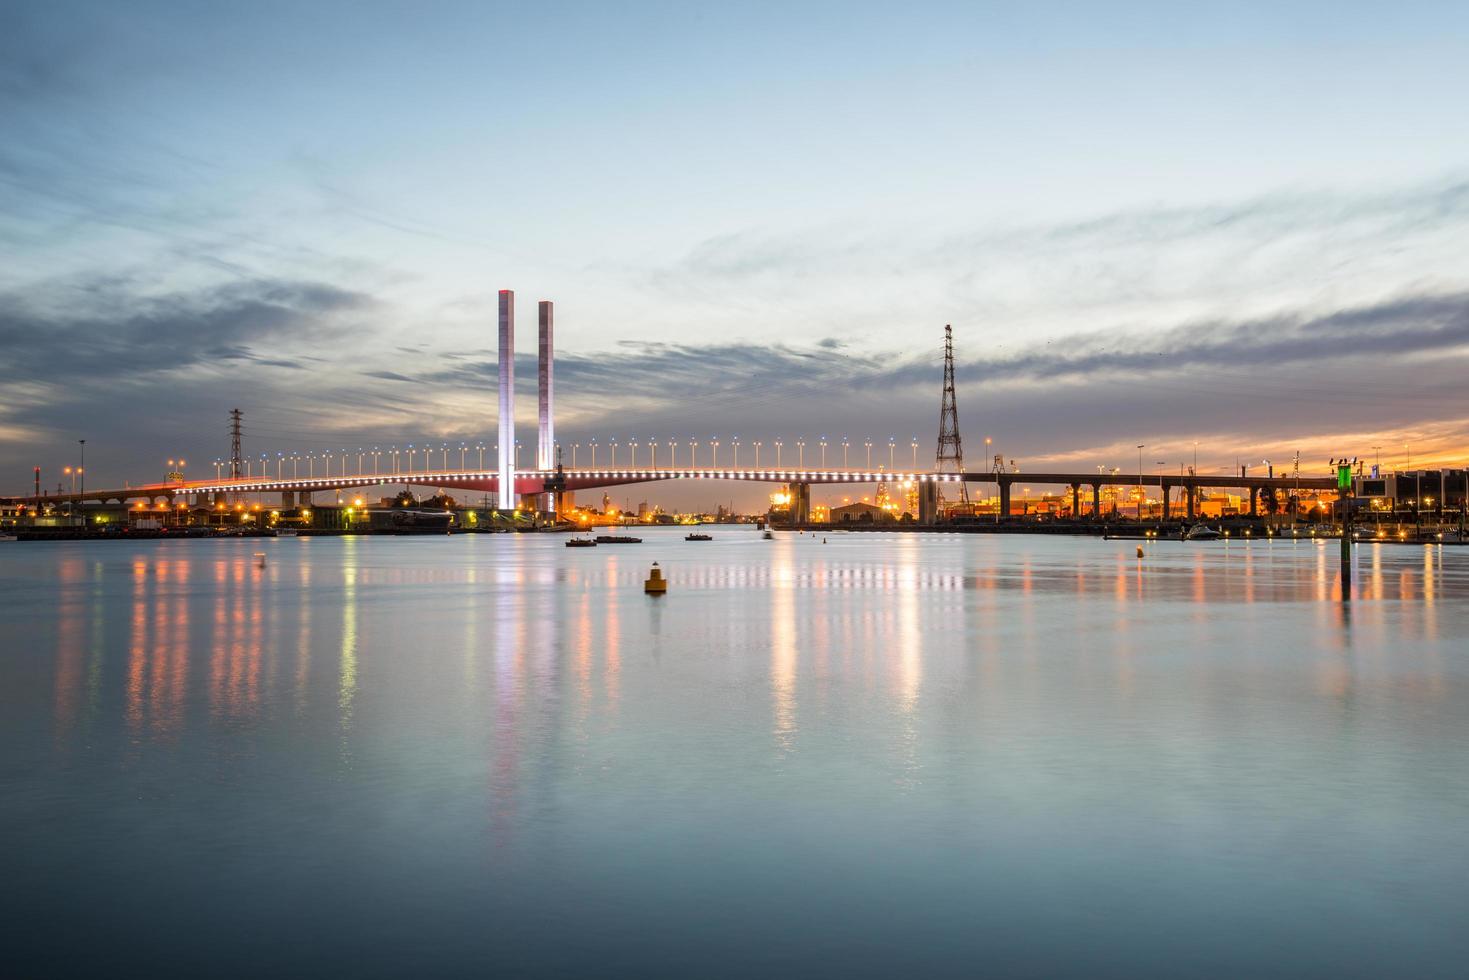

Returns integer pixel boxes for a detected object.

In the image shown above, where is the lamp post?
[754,441,762,469]
[710,439,719,469]
[819,438,827,469]
[842,438,850,469]
[689,439,698,468]
[911,438,918,470]
[864,439,873,470]
[888,438,895,471]
[78,440,85,520]
[775,440,783,468]
[732,438,740,469]
[647,440,655,469]
[796,439,805,468]
[667,440,677,471]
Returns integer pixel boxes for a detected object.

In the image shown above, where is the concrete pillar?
[1161,484,1170,522]
[1186,485,1196,520]
[537,300,554,471]
[998,480,1011,520]
[1070,483,1080,519]
[790,482,811,525]
[1249,486,1258,517]
[497,289,516,511]
[1092,483,1102,518]
[280,491,295,509]
[918,480,939,524]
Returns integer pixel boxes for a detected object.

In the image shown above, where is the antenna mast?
[935,325,969,505]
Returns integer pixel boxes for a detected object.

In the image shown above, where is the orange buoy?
[644,562,667,594]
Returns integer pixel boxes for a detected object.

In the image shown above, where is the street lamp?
[888,438,896,471]
[710,438,719,468]
[864,439,873,470]
[819,437,827,469]
[775,439,783,468]
[911,437,918,470]
[753,441,762,469]
[796,438,805,468]
[689,439,698,468]
[842,437,850,469]
[732,437,740,469]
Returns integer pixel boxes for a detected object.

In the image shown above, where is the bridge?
[15,466,1338,524]
[4,291,1346,525]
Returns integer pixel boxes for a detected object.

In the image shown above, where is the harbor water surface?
[2,531,1466,977]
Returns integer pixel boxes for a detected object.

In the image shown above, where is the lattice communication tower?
[934,325,969,504]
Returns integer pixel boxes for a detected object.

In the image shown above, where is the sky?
[4,0,1469,509]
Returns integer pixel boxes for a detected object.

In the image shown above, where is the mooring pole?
[1337,462,1352,598]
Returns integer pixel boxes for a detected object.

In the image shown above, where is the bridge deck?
[9,467,1338,506]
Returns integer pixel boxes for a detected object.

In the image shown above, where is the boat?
[0,534,17,542]
[1185,524,1222,541]
[565,538,598,548]
[275,528,298,537]
[594,534,642,544]
[684,533,712,541]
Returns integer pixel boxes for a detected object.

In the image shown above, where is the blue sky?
[5,1,1469,505]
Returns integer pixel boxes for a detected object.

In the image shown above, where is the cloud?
[0,277,371,386]
[994,291,1469,380]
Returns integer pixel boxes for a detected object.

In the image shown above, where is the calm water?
[2,531,1466,978]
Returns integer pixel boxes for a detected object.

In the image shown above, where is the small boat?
[684,533,712,541]
[594,535,642,544]
[565,538,598,548]
[1185,524,1222,541]
[0,534,17,542]
[275,528,298,537]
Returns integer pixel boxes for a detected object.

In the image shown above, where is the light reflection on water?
[2,532,1468,978]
